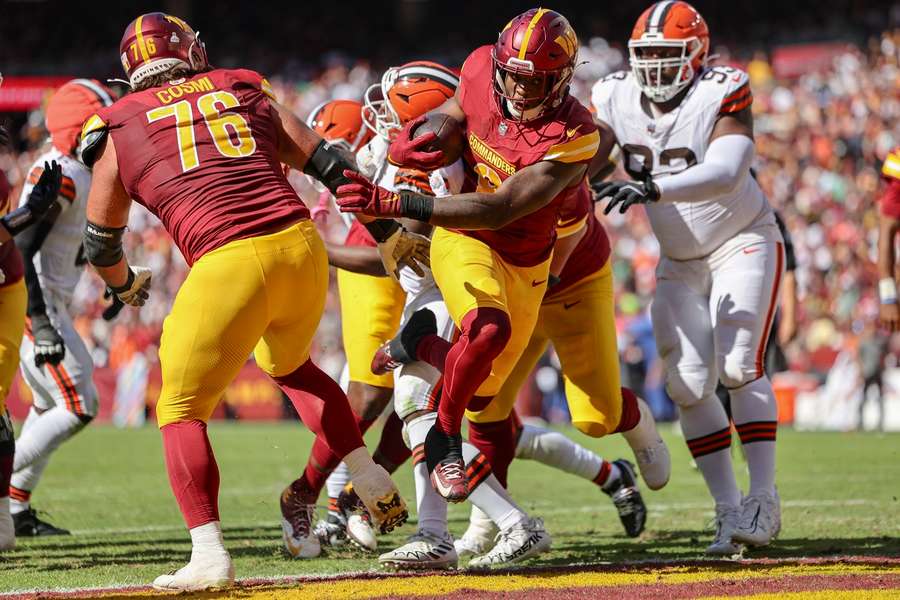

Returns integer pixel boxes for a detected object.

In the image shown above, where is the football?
[411,112,465,167]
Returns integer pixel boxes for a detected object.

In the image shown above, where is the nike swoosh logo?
[564,301,581,309]
[566,125,581,138]
[743,247,761,255]
[431,474,455,497]
[532,279,547,287]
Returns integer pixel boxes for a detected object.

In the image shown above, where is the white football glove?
[377,227,430,280]
[109,266,152,307]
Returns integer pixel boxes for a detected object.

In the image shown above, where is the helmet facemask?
[492,55,573,122]
[362,67,403,141]
[628,37,705,103]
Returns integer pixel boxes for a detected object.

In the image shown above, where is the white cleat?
[347,513,378,552]
[706,503,743,557]
[152,547,234,591]
[468,517,551,568]
[379,529,458,570]
[351,463,408,534]
[732,489,781,547]
[282,516,321,558]
[0,497,15,551]
[622,398,671,490]
[454,522,498,560]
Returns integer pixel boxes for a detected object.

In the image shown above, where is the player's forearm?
[877,217,899,281]
[655,134,753,203]
[327,244,387,277]
[550,222,586,277]
[94,258,131,289]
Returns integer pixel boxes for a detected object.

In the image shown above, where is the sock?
[407,413,449,535]
[467,415,517,487]
[463,441,526,531]
[189,520,227,555]
[161,420,220,530]
[680,399,741,508]
[9,485,30,514]
[372,411,412,473]
[273,359,365,460]
[12,406,83,472]
[416,335,451,371]
[730,376,778,496]
[464,505,496,538]
[613,387,642,433]
[325,462,351,509]
[434,308,512,435]
[597,462,622,492]
[516,422,607,481]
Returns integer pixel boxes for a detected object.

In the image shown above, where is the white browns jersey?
[591,66,775,260]
[18,148,92,304]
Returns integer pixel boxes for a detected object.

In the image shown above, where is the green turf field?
[1,422,898,593]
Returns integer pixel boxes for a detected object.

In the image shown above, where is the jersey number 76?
[146,90,256,173]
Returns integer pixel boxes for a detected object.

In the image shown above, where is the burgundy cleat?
[424,426,468,502]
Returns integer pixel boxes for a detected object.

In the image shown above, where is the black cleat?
[604,459,647,538]
[13,508,70,536]
[371,308,437,374]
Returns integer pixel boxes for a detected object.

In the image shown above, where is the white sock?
[600,462,622,492]
[405,413,448,535]
[463,442,526,532]
[189,521,227,554]
[325,462,351,508]
[515,423,607,481]
[464,505,496,537]
[730,376,778,496]
[13,406,83,472]
[10,456,48,514]
[680,399,741,508]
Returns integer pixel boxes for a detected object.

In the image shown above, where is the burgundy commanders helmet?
[306,99,374,152]
[492,8,579,121]
[119,13,209,87]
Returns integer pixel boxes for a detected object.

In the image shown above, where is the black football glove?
[593,177,660,215]
[102,288,126,321]
[26,161,63,219]
[30,313,65,367]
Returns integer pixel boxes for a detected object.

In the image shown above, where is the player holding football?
[81,13,409,589]
[591,1,785,554]
[0,72,66,551]
[877,146,900,330]
[10,79,117,538]
[338,8,607,505]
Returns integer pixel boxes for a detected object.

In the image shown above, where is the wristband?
[399,192,434,222]
[109,269,135,295]
[363,219,401,244]
[879,277,898,304]
[0,206,36,237]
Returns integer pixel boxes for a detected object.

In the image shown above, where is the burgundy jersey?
[880,146,900,219]
[0,169,23,288]
[546,183,611,299]
[86,68,309,265]
[456,46,600,267]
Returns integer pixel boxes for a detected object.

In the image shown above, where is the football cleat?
[12,508,70,536]
[732,489,781,547]
[280,482,321,558]
[604,459,647,538]
[453,521,497,560]
[707,503,743,556]
[379,529,458,570]
[313,512,348,548]
[622,397,671,490]
[152,547,234,591]
[424,426,468,502]
[350,463,408,534]
[336,484,377,551]
[468,517,551,568]
[371,308,437,375]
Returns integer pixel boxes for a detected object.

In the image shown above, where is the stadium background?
[1,0,899,429]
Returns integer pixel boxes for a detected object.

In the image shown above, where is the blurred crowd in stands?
[1,15,898,427]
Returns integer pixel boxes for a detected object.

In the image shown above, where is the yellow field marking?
[698,592,900,600]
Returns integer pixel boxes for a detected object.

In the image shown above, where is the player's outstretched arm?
[326,244,387,277]
[84,136,151,308]
[878,208,900,331]
[336,159,586,230]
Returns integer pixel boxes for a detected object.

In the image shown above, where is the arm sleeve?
[655,134,754,203]
[14,205,61,316]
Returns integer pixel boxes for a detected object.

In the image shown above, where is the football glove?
[377,226,431,279]
[109,266,152,307]
[1,161,62,237]
[336,170,403,218]
[30,314,65,367]
[387,115,445,171]
[593,178,660,215]
[102,288,126,321]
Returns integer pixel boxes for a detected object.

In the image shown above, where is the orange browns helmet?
[363,61,459,140]
[492,8,578,121]
[119,13,209,88]
[46,79,116,158]
[629,1,709,103]
[306,99,374,152]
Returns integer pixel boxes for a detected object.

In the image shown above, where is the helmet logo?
[170,32,180,44]
[554,28,578,58]
[164,15,191,32]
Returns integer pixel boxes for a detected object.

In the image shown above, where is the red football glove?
[387,115,445,171]
[336,170,403,218]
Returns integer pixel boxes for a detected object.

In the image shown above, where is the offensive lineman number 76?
[146,90,257,173]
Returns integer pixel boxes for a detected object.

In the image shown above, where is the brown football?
[411,113,465,167]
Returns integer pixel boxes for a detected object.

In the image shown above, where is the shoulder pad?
[590,71,628,122]
[698,66,752,115]
[78,114,109,168]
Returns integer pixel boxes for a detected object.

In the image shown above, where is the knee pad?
[718,354,757,390]
[665,366,715,408]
